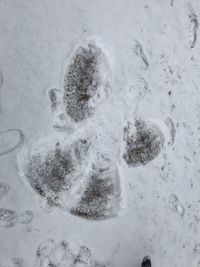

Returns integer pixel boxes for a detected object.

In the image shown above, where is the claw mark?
[0,208,17,227]
[0,129,24,157]
[165,117,176,144]
[48,88,59,110]
[170,0,173,7]
[133,40,149,70]
[188,4,199,48]
[21,135,121,220]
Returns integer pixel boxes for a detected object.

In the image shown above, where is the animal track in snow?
[0,207,34,228]
[63,40,110,123]
[0,208,18,228]
[0,69,3,111]
[169,193,185,217]
[133,40,149,70]
[70,153,121,220]
[19,135,90,209]
[188,3,199,48]
[17,37,171,221]
[165,117,175,145]
[0,182,34,227]
[33,239,108,267]
[48,88,60,111]
[18,210,34,224]
[19,133,121,220]
[123,119,164,167]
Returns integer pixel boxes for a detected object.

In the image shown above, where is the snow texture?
[0,0,200,266]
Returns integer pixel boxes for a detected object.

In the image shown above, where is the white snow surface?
[0,0,200,266]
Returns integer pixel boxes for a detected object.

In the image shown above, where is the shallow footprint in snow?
[74,246,92,266]
[169,193,185,217]
[74,246,107,267]
[123,119,164,167]
[34,240,108,267]
[70,153,121,220]
[18,210,33,224]
[0,208,17,227]
[63,39,110,123]
[47,241,75,267]
[33,239,55,267]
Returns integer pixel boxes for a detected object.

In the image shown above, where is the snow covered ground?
[0,0,200,266]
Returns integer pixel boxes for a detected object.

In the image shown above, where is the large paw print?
[18,38,173,221]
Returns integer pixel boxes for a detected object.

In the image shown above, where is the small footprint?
[34,239,108,267]
[169,193,185,217]
[0,208,17,227]
[0,207,34,228]
[18,210,33,224]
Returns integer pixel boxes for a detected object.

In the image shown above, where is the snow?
[0,0,200,266]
